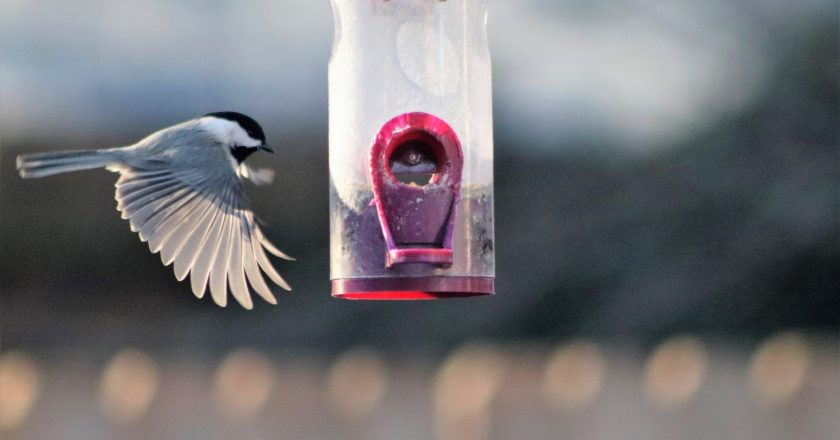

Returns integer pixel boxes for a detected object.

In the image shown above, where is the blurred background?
[1,0,838,439]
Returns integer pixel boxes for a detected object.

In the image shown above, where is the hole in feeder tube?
[388,137,442,186]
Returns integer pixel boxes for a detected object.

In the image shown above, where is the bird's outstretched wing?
[112,149,292,309]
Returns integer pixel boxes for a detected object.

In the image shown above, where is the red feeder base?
[332,276,494,300]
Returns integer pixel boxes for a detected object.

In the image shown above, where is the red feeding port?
[369,112,463,268]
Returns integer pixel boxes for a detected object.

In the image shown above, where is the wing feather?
[242,220,277,305]
[118,168,204,215]
[174,192,222,284]
[244,212,291,291]
[227,215,252,309]
[130,187,191,234]
[258,227,296,261]
[116,174,174,201]
[187,185,231,299]
[111,142,290,308]
[209,211,233,307]
[240,211,288,294]
[119,180,182,220]
[158,195,210,267]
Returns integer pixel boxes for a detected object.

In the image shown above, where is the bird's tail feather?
[17,149,118,178]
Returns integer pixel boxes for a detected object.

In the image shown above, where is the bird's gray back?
[128,121,232,178]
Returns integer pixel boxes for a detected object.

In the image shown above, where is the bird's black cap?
[204,111,266,144]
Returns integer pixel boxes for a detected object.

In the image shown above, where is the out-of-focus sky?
[2,0,832,152]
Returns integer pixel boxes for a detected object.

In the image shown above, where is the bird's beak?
[260,144,274,153]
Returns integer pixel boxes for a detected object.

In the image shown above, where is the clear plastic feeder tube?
[329,0,494,299]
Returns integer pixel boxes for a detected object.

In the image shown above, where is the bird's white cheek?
[231,126,261,148]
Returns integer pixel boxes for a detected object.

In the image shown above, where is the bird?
[16,111,293,309]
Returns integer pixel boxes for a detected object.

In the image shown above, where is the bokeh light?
[644,336,708,410]
[0,351,41,431]
[326,348,390,422]
[542,340,606,412]
[433,343,507,440]
[748,332,812,408]
[212,349,275,422]
[99,349,159,424]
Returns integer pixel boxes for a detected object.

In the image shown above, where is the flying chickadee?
[16,112,292,309]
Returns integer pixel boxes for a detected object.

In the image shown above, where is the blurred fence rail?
[1,333,837,440]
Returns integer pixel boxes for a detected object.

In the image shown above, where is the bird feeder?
[329,0,494,299]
